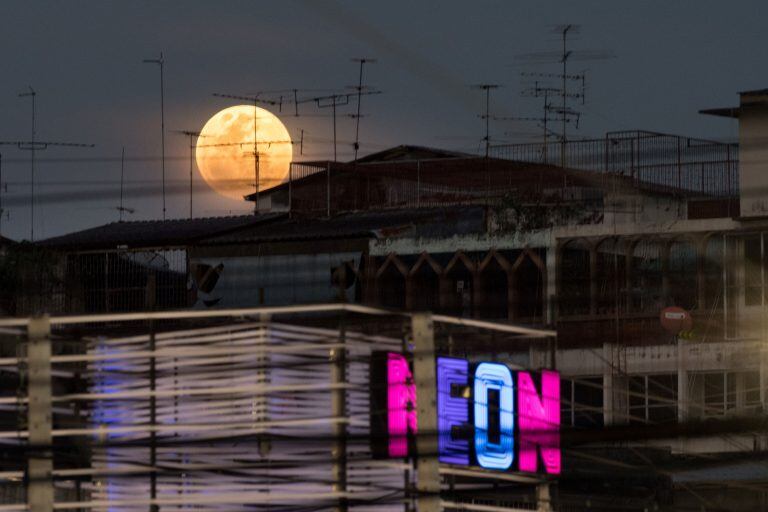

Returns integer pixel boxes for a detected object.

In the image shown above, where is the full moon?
[196,105,292,200]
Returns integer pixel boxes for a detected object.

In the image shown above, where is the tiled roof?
[37,213,285,250]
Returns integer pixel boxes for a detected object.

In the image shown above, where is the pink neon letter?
[387,353,417,458]
[517,370,561,474]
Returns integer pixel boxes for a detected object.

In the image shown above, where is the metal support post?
[27,315,53,512]
[412,313,440,512]
[331,317,348,512]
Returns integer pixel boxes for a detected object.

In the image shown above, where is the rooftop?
[202,206,487,245]
[37,214,284,250]
[700,87,768,118]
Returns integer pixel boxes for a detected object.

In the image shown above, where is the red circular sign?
[660,306,693,334]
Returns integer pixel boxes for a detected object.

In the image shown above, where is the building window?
[561,377,604,428]
[628,374,678,424]
[695,371,761,418]
[703,372,736,416]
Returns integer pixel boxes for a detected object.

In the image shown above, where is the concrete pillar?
[27,315,53,512]
[536,483,553,512]
[412,314,440,512]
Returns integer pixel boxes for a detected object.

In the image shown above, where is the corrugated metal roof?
[201,206,487,245]
[37,213,285,250]
[354,145,473,163]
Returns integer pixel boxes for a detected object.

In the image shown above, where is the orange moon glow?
[196,105,292,200]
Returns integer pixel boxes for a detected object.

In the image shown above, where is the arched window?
[478,255,509,319]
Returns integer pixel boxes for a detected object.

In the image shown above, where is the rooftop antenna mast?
[472,84,500,158]
[351,58,377,162]
[292,89,382,161]
[173,130,206,219]
[142,52,166,220]
[213,93,292,212]
[519,81,570,163]
[516,25,613,167]
[1,87,94,241]
[560,24,574,167]
[119,147,125,221]
[113,147,136,221]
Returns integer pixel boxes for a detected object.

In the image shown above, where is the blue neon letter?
[437,357,469,464]
[473,362,514,470]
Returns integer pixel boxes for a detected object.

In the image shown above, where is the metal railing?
[490,130,739,198]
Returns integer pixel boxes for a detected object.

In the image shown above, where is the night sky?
[0,0,765,240]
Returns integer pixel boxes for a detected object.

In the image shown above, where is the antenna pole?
[31,90,35,240]
[189,134,194,219]
[332,96,337,162]
[473,84,499,158]
[561,25,571,168]
[254,99,259,213]
[485,86,491,158]
[120,147,125,222]
[543,89,549,164]
[160,53,166,220]
[352,58,376,162]
[18,87,36,241]
[143,53,166,220]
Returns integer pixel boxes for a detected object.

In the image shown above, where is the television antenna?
[116,147,133,221]
[295,89,381,161]
[142,53,167,220]
[517,81,581,163]
[471,84,500,158]
[0,87,94,241]
[516,25,613,166]
[212,93,278,212]
[350,58,377,162]
[172,130,209,219]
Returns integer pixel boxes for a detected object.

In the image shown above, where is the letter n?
[517,370,561,474]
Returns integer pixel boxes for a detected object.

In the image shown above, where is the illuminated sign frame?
[370,352,561,475]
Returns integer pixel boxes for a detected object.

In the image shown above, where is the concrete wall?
[739,100,768,217]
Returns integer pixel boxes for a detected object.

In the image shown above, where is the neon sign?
[370,353,560,475]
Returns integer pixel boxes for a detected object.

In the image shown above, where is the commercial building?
[20,87,768,509]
